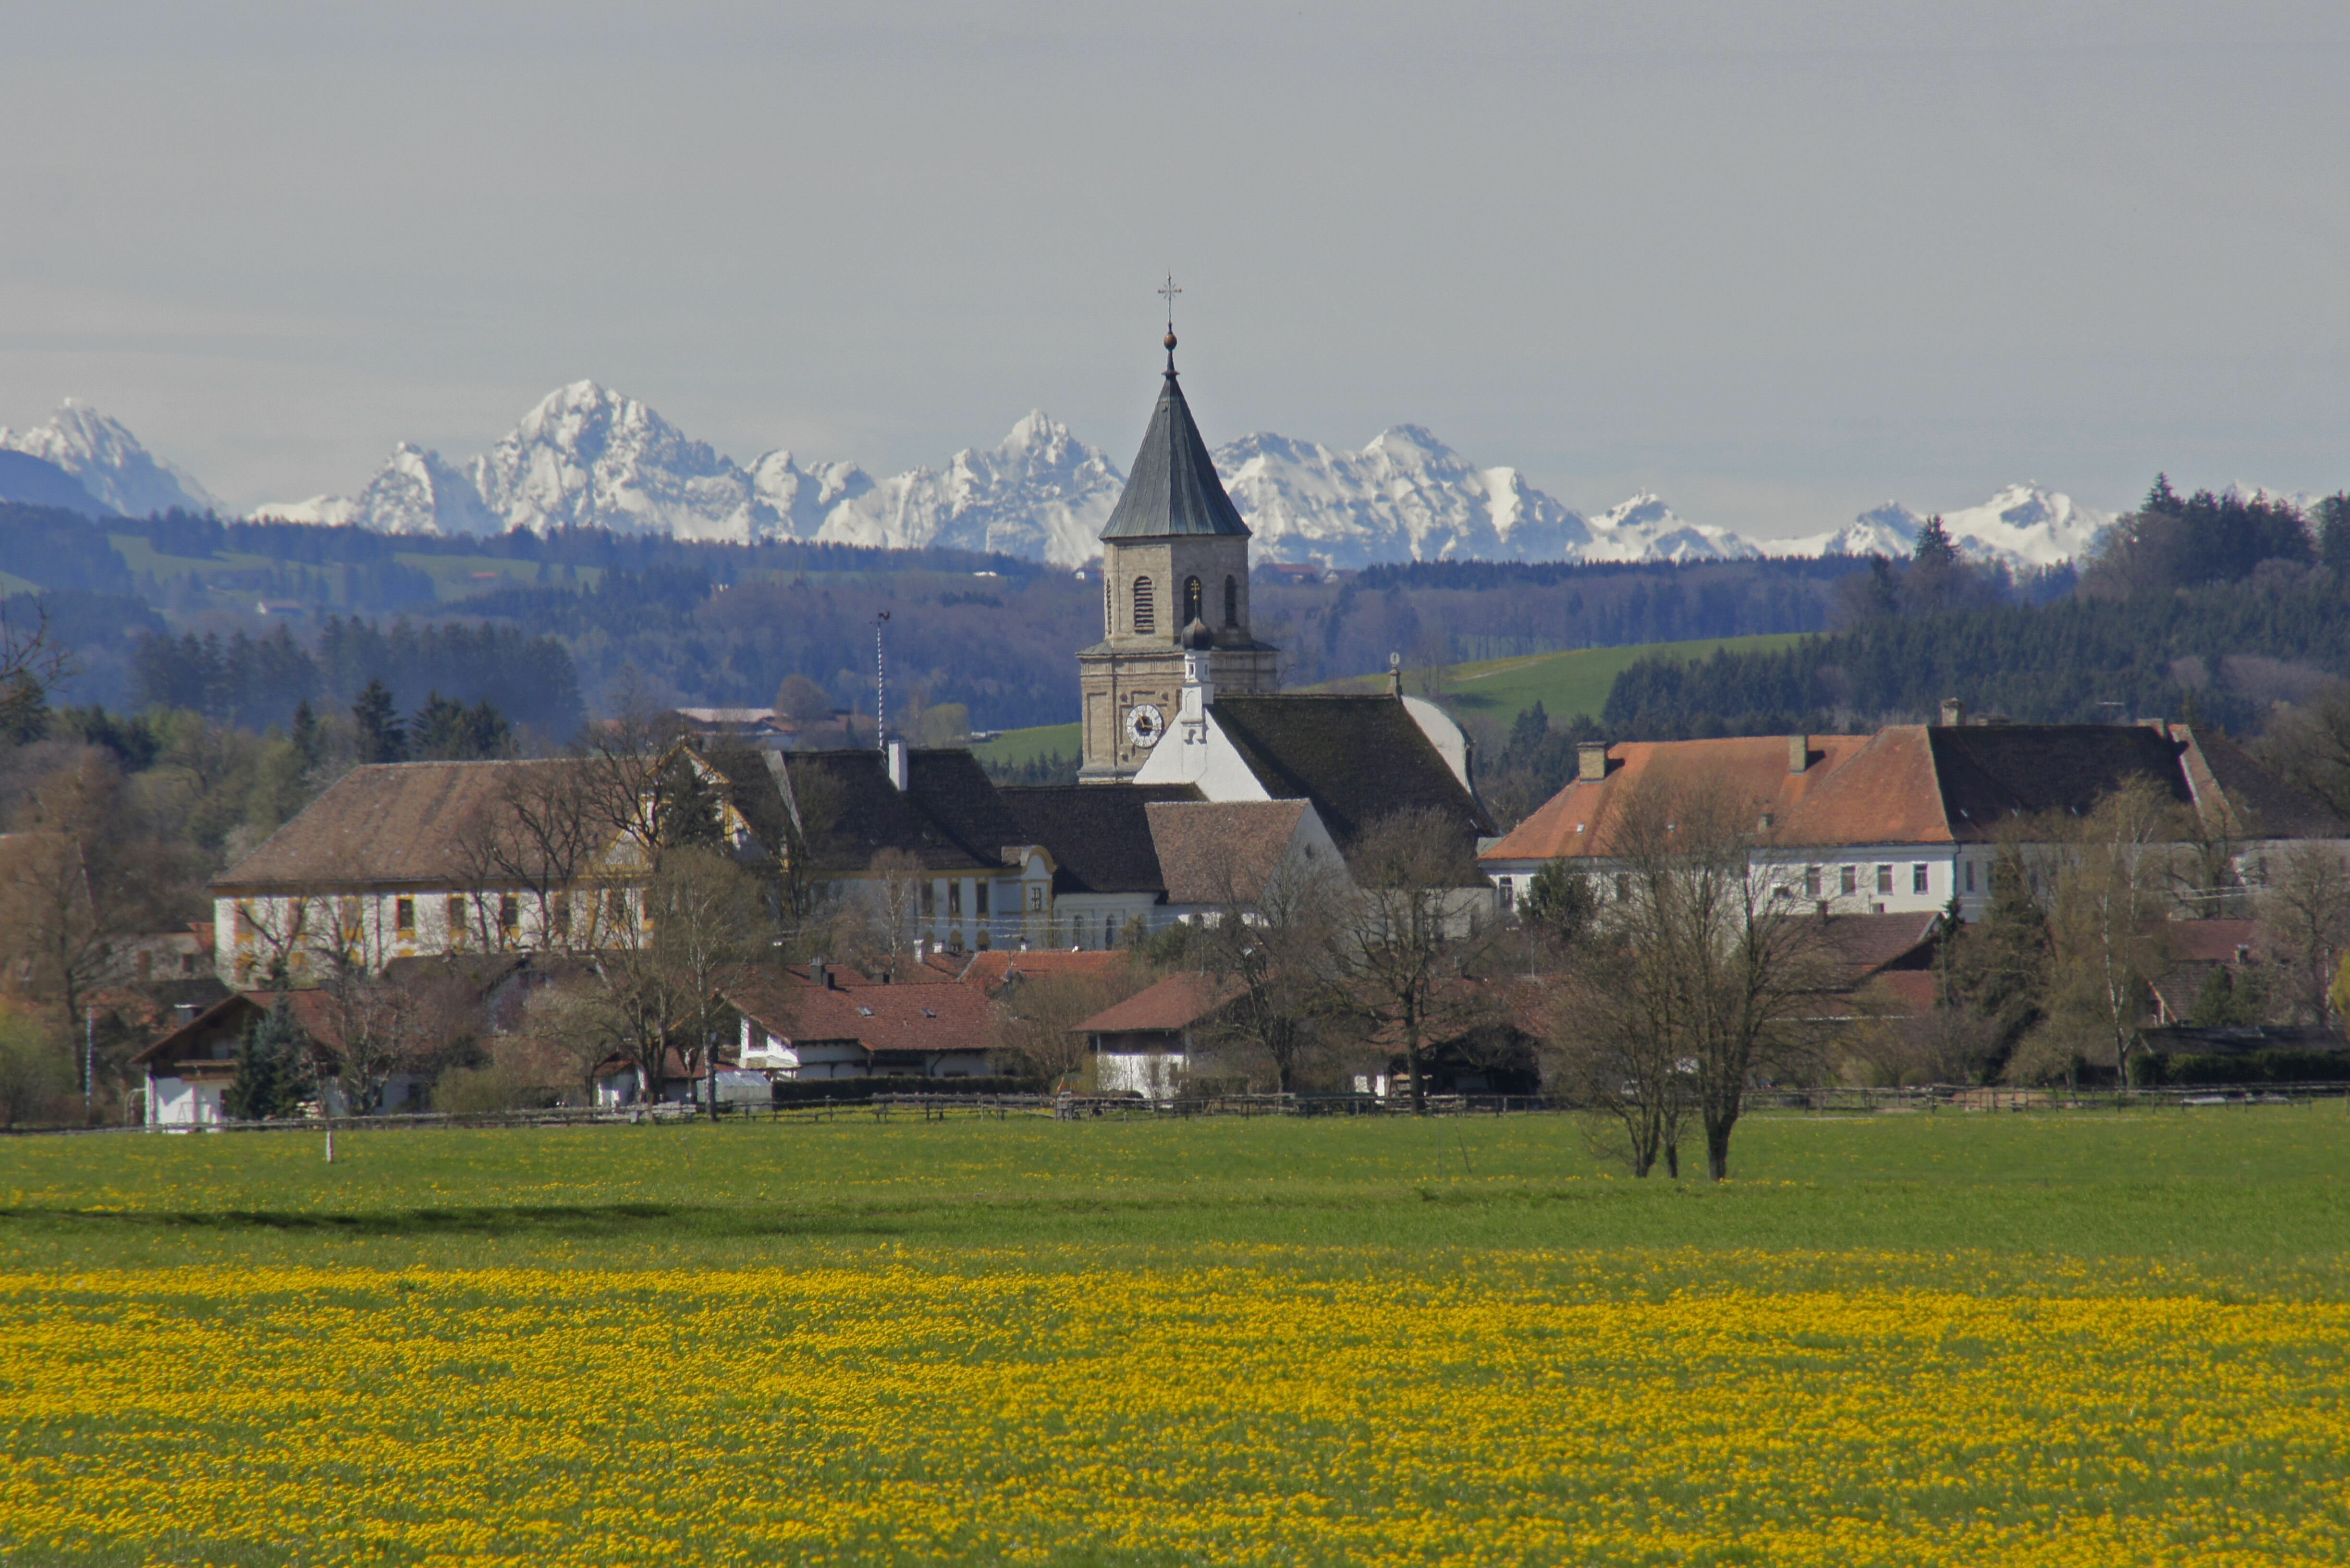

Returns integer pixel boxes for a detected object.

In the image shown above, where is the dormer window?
[1132,576,1155,635]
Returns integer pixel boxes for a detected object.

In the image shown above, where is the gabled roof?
[2177,727,2350,839]
[1147,799,1315,906]
[214,760,595,892]
[1208,694,1492,877]
[999,783,1201,894]
[1099,369,1251,541]
[1484,735,1869,863]
[728,966,996,1054]
[786,749,1023,874]
[1071,972,1243,1037]
[1922,724,2192,836]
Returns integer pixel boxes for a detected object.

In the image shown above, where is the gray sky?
[4,0,2346,536]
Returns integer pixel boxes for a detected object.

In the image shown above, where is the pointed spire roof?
[1099,343,1251,541]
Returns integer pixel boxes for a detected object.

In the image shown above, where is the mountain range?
[5,384,2125,571]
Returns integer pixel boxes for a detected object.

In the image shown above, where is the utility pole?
[84,1005,94,1122]
[874,610,891,749]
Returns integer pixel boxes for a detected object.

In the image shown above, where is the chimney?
[808,956,826,989]
[1388,651,1403,699]
[1940,698,1965,728]
[1577,741,1610,783]
[886,739,909,791]
[1788,734,1810,773]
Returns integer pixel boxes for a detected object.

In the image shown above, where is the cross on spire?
[1159,273,1182,371]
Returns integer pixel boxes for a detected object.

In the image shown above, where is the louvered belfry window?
[1132,576,1155,635]
[1224,575,1239,627]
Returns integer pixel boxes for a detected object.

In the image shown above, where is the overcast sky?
[3,1,2346,536]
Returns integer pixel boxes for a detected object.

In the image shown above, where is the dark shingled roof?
[1099,369,1251,541]
[1925,724,2193,837]
[999,783,1200,895]
[1207,694,1492,879]
[786,748,1027,874]
[2189,730,2350,839]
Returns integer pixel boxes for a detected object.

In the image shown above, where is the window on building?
[1615,873,1631,902]
[1132,576,1155,635]
[1496,876,1514,909]
[1912,863,1930,895]
[1965,860,1976,894]
[1876,865,1894,895]
[1183,575,1203,625]
[948,881,962,917]
[1803,865,1821,898]
[552,893,572,937]
[1224,575,1238,627]
[922,881,935,916]
[1102,577,1111,635]
[339,896,362,943]
[1840,866,1859,896]
[499,893,520,934]
[606,888,629,931]
[1028,883,1045,911]
[395,896,415,934]
[975,882,989,917]
[447,894,468,947]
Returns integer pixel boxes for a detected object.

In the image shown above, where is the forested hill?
[5,501,1888,732]
[1601,483,2350,739]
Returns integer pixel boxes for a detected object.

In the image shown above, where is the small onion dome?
[1163,330,1177,351]
[1183,616,1214,649]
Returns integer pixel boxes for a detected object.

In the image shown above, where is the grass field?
[971,634,1807,766]
[2,1109,2347,1565]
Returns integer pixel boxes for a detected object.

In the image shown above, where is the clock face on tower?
[1125,703,1165,749]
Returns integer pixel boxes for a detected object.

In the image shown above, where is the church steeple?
[1099,337,1251,542]
[1076,311,1277,783]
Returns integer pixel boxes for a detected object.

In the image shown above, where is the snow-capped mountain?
[0,399,216,517]
[469,381,766,542]
[1763,487,2116,570]
[255,442,501,534]
[1579,492,1758,564]
[1214,425,1593,568]
[813,410,1125,564]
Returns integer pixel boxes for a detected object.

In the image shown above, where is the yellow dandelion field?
[3,1113,2348,1565]
[4,1256,2348,1566]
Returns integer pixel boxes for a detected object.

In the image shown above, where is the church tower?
[1077,328,1278,782]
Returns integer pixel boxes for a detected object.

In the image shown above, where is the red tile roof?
[728,967,997,1053]
[1071,972,1241,1036]
[1483,735,1872,862]
[927,949,1135,993]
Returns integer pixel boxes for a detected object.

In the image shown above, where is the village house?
[1481,712,2350,924]
[724,961,999,1087]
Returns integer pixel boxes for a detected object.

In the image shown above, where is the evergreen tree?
[1520,858,1597,949]
[1946,848,2050,1062]
[225,994,307,1120]
[353,678,406,763]
[410,690,513,760]
[2318,493,2350,574]
[289,698,323,775]
[1912,514,1958,568]
[654,752,725,848]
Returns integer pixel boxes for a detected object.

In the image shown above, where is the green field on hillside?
[972,634,1809,764]
[971,719,1080,769]
[2,1111,2347,1564]
[1317,632,1810,728]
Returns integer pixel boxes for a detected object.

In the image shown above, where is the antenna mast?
[874,610,891,751]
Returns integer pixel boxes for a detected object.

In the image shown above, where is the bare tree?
[1192,836,1346,1093]
[1325,807,1490,1114]
[855,849,926,979]
[1562,778,1834,1181]
[0,602,70,743]
[2261,842,2350,1028]
[990,969,1141,1090]
[2030,779,2178,1086]
[581,846,768,1110]
[482,762,610,952]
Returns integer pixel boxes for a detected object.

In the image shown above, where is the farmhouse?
[1481,717,2350,923]
[726,961,998,1084]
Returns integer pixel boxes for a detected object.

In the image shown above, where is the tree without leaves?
[2260,842,2350,1029]
[1560,777,1836,1181]
[1190,836,1347,1094]
[2020,779,2180,1087]
[1324,806,1491,1115]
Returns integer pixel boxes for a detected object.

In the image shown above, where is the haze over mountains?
[3,383,2125,572]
